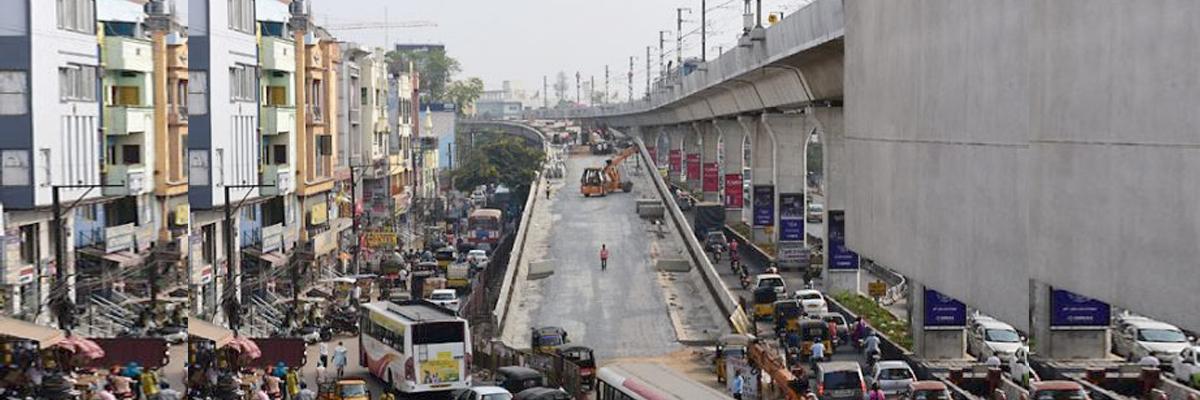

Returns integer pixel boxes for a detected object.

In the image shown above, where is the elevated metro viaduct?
[533,0,1200,361]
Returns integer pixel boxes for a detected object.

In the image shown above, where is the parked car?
[904,381,952,400]
[808,202,825,223]
[466,249,490,267]
[494,366,545,395]
[816,361,866,400]
[427,289,460,312]
[1171,346,1200,388]
[754,274,787,296]
[967,314,1024,361]
[1112,314,1192,362]
[867,360,916,397]
[793,289,829,315]
[453,386,513,400]
[1028,381,1090,400]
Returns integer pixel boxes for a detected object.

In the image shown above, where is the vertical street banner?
[778,193,805,241]
[1050,288,1111,327]
[669,149,682,176]
[702,163,719,192]
[752,185,774,227]
[924,289,967,328]
[827,210,859,269]
[724,174,743,208]
[646,146,657,166]
[686,154,701,180]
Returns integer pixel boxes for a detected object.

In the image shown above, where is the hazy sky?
[308,0,814,101]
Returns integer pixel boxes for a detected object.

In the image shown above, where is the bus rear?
[410,320,472,392]
[360,302,473,395]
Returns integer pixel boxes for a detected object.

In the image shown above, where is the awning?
[243,248,288,267]
[78,248,145,268]
[0,316,66,347]
[188,318,234,348]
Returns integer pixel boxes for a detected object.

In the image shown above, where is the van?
[817,361,866,400]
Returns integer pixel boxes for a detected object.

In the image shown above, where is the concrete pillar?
[683,125,702,191]
[698,121,720,202]
[811,107,860,293]
[910,281,968,360]
[667,127,684,184]
[762,113,810,245]
[1029,281,1112,359]
[716,118,746,223]
[742,116,775,244]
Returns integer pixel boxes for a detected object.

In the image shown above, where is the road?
[501,150,725,360]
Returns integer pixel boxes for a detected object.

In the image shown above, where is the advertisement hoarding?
[702,163,719,192]
[827,210,859,269]
[778,193,805,241]
[669,150,682,175]
[724,174,743,208]
[1050,288,1111,327]
[752,185,774,227]
[924,289,967,328]
[685,154,701,180]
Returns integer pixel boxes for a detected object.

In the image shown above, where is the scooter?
[739,269,752,289]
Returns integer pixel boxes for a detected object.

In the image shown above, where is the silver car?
[868,360,916,397]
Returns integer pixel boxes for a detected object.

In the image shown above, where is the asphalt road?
[515,152,684,360]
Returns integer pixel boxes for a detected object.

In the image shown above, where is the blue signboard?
[752,185,774,227]
[779,193,805,241]
[924,289,967,327]
[1050,288,1111,327]
[827,210,859,269]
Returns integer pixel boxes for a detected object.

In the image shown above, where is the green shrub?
[832,291,913,350]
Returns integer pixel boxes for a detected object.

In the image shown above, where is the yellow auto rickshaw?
[773,299,804,334]
[797,319,834,360]
[530,326,568,353]
[435,246,457,269]
[715,334,752,383]
[753,287,778,321]
[318,379,370,400]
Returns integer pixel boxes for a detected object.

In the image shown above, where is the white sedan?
[793,289,828,315]
[428,289,460,312]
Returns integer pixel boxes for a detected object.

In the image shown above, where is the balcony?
[261,224,284,254]
[103,36,153,72]
[106,106,153,135]
[310,229,336,256]
[261,106,295,136]
[260,164,294,196]
[104,223,136,254]
[103,165,147,196]
[260,37,296,72]
[373,119,389,133]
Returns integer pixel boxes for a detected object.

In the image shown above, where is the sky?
[307,0,815,103]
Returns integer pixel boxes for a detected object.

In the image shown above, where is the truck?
[446,263,471,289]
[692,202,726,241]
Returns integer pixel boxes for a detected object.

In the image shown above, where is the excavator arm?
[608,146,638,167]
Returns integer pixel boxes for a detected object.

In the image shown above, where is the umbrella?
[225,336,262,360]
[55,335,106,360]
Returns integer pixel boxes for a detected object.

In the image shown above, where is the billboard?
[1050,288,1111,327]
[752,185,774,227]
[646,147,657,166]
[724,174,743,208]
[779,193,805,241]
[827,210,859,269]
[702,163,719,192]
[685,154,701,180]
[669,150,682,175]
[924,289,967,328]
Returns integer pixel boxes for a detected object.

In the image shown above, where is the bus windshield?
[469,218,499,231]
[413,321,466,345]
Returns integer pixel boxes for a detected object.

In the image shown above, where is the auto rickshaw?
[317,379,370,400]
[773,299,804,334]
[715,334,752,383]
[797,319,834,360]
[530,326,568,353]
[496,366,546,394]
[558,346,596,387]
[753,286,779,321]
[434,246,457,269]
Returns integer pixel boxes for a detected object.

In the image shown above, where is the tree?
[553,71,569,104]
[387,48,461,102]
[446,77,484,117]
[451,132,545,195]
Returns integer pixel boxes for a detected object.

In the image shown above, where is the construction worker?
[600,244,609,271]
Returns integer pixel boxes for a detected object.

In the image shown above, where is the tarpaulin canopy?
[0,316,66,347]
[188,318,234,348]
[54,335,105,359]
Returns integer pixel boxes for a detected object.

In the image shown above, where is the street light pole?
[659,31,668,77]
[628,56,634,102]
[701,0,707,62]
[645,46,651,99]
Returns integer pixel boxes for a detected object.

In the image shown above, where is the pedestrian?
[296,383,316,400]
[545,186,551,199]
[318,342,329,367]
[599,244,609,271]
[154,383,182,400]
[333,341,348,378]
[731,370,744,400]
[95,383,118,400]
[285,366,300,399]
[864,332,881,359]
[828,319,839,346]
[264,374,282,400]
[109,373,134,399]
[984,352,1003,368]
[315,363,327,384]
[868,383,886,400]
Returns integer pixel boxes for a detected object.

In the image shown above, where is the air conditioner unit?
[144,0,167,16]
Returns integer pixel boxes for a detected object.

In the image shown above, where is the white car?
[754,274,787,296]
[453,386,513,400]
[466,249,490,267]
[967,315,1024,361]
[1172,346,1200,387]
[792,289,828,315]
[428,289,460,312]
[867,360,916,396]
[1113,315,1191,362]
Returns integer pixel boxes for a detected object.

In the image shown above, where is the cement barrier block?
[656,259,692,272]
[527,260,555,280]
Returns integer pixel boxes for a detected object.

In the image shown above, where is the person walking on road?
[332,342,349,379]
[318,342,329,367]
[868,383,886,400]
[731,370,745,400]
[600,244,609,271]
[546,185,551,199]
[296,383,316,400]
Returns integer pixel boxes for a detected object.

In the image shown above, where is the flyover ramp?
[499,148,726,361]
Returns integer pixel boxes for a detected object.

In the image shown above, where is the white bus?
[596,363,731,400]
[359,300,472,394]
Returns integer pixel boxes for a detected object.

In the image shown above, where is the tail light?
[465,352,473,374]
[818,383,825,396]
[405,358,415,381]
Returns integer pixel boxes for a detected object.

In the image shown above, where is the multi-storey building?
[188,0,263,321]
[293,20,340,284]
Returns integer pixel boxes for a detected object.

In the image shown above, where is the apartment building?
[293,20,340,283]
[188,0,263,320]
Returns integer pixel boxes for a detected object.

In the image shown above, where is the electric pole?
[645,46,651,99]
[701,0,707,62]
[677,8,691,66]
[604,65,610,104]
[575,71,580,104]
[659,31,668,77]
[628,56,634,102]
[543,75,548,108]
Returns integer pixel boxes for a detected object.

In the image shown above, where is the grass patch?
[832,291,913,350]
[757,242,777,257]
[730,222,752,239]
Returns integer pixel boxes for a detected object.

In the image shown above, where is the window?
[229,65,256,102]
[104,196,139,226]
[174,79,189,118]
[58,65,97,102]
[316,135,332,156]
[187,71,207,114]
[227,0,255,34]
[56,0,95,34]
[121,144,141,165]
[180,135,189,178]
[272,144,287,164]
[0,71,28,115]
[202,224,216,264]
[0,150,31,186]
[111,86,140,106]
[309,79,324,121]
[360,87,367,106]
[412,321,465,345]
[266,86,287,106]
[262,197,286,226]
[19,225,37,264]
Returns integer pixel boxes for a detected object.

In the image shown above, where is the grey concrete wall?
[845,1,1200,333]
[717,119,746,222]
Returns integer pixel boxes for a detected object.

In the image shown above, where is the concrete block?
[527,261,555,280]
[636,199,665,219]
[656,259,692,272]
[1047,329,1110,360]
[922,328,967,360]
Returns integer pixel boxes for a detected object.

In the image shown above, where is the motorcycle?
[713,247,724,263]
[739,268,752,289]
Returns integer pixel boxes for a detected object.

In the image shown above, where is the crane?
[580,145,637,197]
[323,21,438,31]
